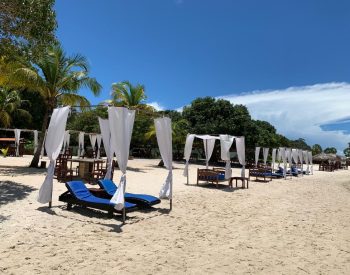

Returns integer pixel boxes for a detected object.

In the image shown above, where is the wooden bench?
[197,168,227,188]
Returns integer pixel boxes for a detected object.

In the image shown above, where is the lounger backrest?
[66,181,92,200]
[97,179,117,195]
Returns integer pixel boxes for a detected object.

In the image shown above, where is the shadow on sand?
[0,165,45,177]
[0,180,37,206]
[185,182,245,193]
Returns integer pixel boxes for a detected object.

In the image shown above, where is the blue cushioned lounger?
[59,181,137,222]
[97,179,161,207]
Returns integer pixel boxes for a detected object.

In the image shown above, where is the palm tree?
[0,88,31,127]
[107,81,149,109]
[8,45,101,167]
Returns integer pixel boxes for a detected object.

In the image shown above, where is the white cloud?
[218,82,350,153]
[148,101,165,111]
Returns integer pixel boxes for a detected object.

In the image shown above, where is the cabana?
[37,106,173,224]
[183,134,246,186]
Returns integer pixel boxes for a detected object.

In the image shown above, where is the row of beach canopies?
[255,147,314,176]
[183,134,246,181]
[37,106,173,211]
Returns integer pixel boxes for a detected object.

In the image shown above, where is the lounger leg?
[108,209,113,218]
[49,201,52,208]
[122,208,126,224]
[67,203,72,210]
[170,199,172,211]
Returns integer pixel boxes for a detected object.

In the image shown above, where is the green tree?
[344,147,350,158]
[290,138,311,150]
[0,0,57,61]
[312,144,323,155]
[0,88,31,127]
[324,147,337,154]
[108,81,150,109]
[67,106,108,133]
[7,45,101,167]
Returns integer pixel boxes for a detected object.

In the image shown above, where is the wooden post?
[186,174,189,185]
[170,199,172,211]
[122,208,126,225]
[49,201,52,208]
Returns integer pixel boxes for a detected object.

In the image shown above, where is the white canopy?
[63,130,70,152]
[96,134,102,159]
[271,148,277,170]
[183,134,195,178]
[98,118,113,179]
[303,150,309,174]
[262,147,269,165]
[109,107,135,211]
[89,134,97,152]
[298,149,304,174]
[255,147,260,166]
[235,137,246,177]
[292,149,299,164]
[280,147,287,178]
[34,130,38,154]
[78,132,85,157]
[286,148,293,168]
[308,151,313,174]
[198,135,218,169]
[155,117,173,200]
[220,135,235,179]
[37,106,70,204]
[14,129,21,156]
[40,130,47,157]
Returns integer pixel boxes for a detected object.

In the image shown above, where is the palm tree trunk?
[29,109,50,168]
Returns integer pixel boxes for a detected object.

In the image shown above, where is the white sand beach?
[0,156,349,274]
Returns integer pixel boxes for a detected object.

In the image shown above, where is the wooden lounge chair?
[197,168,226,187]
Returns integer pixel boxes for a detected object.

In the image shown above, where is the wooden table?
[229,177,249,189]
[67,158,105,178]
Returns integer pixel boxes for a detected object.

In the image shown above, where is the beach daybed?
[197,168,226,187]
[248,168,273,182]
[96,179,161,208]
[59,181,137,222]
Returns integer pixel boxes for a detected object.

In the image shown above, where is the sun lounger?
[249,168,273,182]
[97,179,161,208]
[59,181,137,222]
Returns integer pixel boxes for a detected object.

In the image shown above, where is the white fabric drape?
[40,130,47,157]
[203,138,216,169]
[37,106,70,204]
[183,134,195,177]
[34,130,38,154]
[280,147,287,178]
[277,148,282,162]
[96,134,102,159]
[63,130,70,151]
[303,151,309,174]
[109,107,135,210]
[235,137,246,177]
[271,148,277,171]
[298,149,304,174]
[291,149,298,164]
[14,129,21,156]
[220,135,234,179]
[308,151,313,174]
[255,147,260,167]
[155,117,173,199]
[286,148,292,168]
[98,118,113,179]
[263,148,269,165]
[78,132,85,157]
[89,134,97,153]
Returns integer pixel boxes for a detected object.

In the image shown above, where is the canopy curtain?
[203,138,216,169]
[109,107,135,211]
[183,134,195,178]
[280,147,287,178]
[89,134,97,154]
[78,132,85,157]
[98,118,113,179]
[155,117,173,200]
[276,148,282,163]
[235,137,246,177]
[40,130,47,157]
[262,148,269,165]
[255,147,260,167]
[14,129,21,156]
[96,134,102,159]
[271,148,277,171]
[308,151,313,174]
[292,149,299,164]
[34,130,38,154]
[37,106,70,204]
[220,135,235,179]
[298,149,304,174]
[286,148,293,168]
[303,150,309,174]
[63,130,70,152]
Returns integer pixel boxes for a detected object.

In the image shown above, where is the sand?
[0,155,349,274]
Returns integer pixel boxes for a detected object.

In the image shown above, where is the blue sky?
[55,0,350,151]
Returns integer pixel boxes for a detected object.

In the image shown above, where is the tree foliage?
[0,0,57,61]
[312,144,323,155]
[324,147,337,154]
[344,147,350,158]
